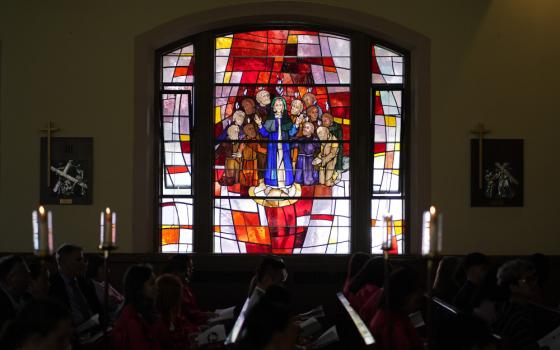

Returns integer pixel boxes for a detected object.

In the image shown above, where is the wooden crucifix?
[471,123,490,189]
[40,121,60,188]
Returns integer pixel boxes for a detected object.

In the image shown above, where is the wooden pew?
[335,292,375,348]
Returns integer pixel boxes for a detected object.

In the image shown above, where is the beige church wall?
[0,0,558,254]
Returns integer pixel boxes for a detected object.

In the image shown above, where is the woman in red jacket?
[111,265,160,350]
[342,252,369,297]
[347,257,387,310]
[369,267,424,350]
[153,274,197,350]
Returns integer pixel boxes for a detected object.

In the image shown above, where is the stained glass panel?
[162,44,195,83]
[214,30,351,254]
[372,44,404,84]
[161,198,193,253]
[160,43,194,253]
[373,90,402,194]
[370,199,404,254]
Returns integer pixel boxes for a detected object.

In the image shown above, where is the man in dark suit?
[0,255,31,329]
[49,244,105,327]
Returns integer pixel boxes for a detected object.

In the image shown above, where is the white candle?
[382,214,393,251]
[99,207,117,249]
[32,206,53,257]
[422,206,442,256]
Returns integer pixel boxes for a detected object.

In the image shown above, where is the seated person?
[492,260,540,350]
[85,254,124,322]
[0,255,31,329]
[342,252,369,297]
[0,298,73,350]
[27,257,51,298]
[432,256,460,304]
[154,274,195,350]
[111,264,160,350]
[453,252,489,312]
[49,244,104,327]
[162,254,212,327]
[369,267,424,350]
[237,286,298,350]
[247,256,288,312]
[346,257,386,310]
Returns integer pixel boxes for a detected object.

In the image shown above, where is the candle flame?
[105,207,111,214]
[429,206,436,215]
[39,206,45,215]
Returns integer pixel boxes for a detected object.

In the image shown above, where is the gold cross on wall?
[470,123,490,189]
[40,121,60,188]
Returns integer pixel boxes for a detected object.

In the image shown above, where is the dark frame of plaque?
[470,139,523,207]
[40,137,93,205]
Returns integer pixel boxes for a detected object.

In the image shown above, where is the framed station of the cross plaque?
[470,139,523,207]
[40,137,93,205]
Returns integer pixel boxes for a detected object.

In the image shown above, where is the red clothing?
[181,284,208,327]
[153,316,192,350]
[111,304,161,350]
[350,283,379,311]
[369,308,423,350]
[358,287,383,324]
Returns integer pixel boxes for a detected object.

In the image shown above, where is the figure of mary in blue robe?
[257,97,299,188]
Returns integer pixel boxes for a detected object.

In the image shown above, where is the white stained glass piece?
[177,56,191,67]
[377,57,395,76]
[374,45,400,57]
[328,37,350,57]
[333,57,350,69]
[298,35,319,44]
[163,68,174,83]
[216,57,228,73]
[161,204,179,225]
[218,237,241,253]
[385,76,403,84]
[179,229,193,244]
[163,55,179,68]
[372,73,387,84]
[319,36,331,57]
[311,65,326,84]
[297,44,321,57]
[337,68,350,84]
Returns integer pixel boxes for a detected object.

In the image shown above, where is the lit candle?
[382,214,393,251]
[99,207,117,249]
[422,206,442,256]
[32,206,53,257]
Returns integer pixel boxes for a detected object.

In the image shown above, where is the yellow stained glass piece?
[215,106,222,124]
[180,134,190,141]
[224,71,232,84]
[392,170,399,175]
[395,143,400,151]
[287,35,298,44]
[216,37,233,49]
[385,116,396,127]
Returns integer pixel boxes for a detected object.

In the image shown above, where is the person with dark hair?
[342,252,369,297]
[26,257,50,298]
[368,267,424,350]
[247,256,288,312]
[162,254,211,327]
[85,254,123,321]
[492,259,540,350]
[111,264,159,350]
[238,286,298,350]
[453,252,489,312]
[49,244,104,327]
[153,274,195,350]
[0,255,31,329]
[347,257,386,310]
[0,298,73,350]
[432,256,461,304]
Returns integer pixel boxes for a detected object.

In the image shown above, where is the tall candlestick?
[382,214,393,251]
[99,207,117,249]
[422,206,443,256]
[32,206,53,257]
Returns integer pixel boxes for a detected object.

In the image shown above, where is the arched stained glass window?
[213,30,351,254]
[156,30,410,255]
[159,44,195,253]
[370,44,406,254]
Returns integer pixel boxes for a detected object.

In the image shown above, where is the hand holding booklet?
[309,326,339,349]
[208,306,236,323]
[539,324,560,350]
[298,305,325,320]
[299,316,323,338]
[197,324,227,346]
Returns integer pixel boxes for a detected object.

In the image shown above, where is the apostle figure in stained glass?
[294,122,319,185]
[313,126,339,186]
[306,105,322,130]
[239,124,266,188]
[302,92,322,118]
[241,98,259,127]
[321,113,344,171]
[254,97,303,195]
[255,90,271,119]
[218,125,241,186]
